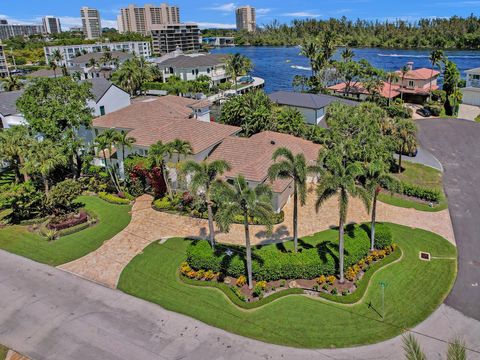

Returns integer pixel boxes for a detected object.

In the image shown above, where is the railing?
[468,79,480,88]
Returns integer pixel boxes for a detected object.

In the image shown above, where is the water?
[211,47,480,93]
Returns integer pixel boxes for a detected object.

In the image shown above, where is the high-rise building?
[150,23,200,55]
[80,7,102,39]
[0,22,44,40]
[0,42,8,77]
[42,16,62,34]
[236,5,255,32]
[118,3,180,35]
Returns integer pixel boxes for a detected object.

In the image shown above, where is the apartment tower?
[80,7,102,39]
[236,5,255,32]
[0,42,8,77]
[118,3,180,35]
[42,16,62,34]
[150,23,200,55]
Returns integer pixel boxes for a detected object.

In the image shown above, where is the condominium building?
[150,23,200,55]
[0,21,44,40]
[42,16,62,34]
[236,5,255,32]
[0,43,8,77]
[80,7,102,39]
[118,3,180,35]
[44,41,152,66]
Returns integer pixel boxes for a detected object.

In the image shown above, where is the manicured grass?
[0,196,132,266]
[0,345,7,360]
[381,162,447,212]
[118,223,457,348]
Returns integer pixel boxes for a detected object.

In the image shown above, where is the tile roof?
[269,91,358,109]
[92,95,240,154]
[70,51,132,64]
[208,131,322,192]
[395,68,440,80]
[0,90,23,116]
[328,81,401,99]
[157,54,227,68]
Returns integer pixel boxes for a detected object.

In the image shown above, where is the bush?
[46,179,82,215]
[0,181,45,221]
[253,281,267,297]
[400,182,441,203]
[316,275,326,284]
[475,114,480,123]
[186,225,371,281]
[153,197,172,210]
[385,103,412,119]
[374,224,393,249]
[47,211,88,231]
[98,192,131,205]
[236,275,246,287]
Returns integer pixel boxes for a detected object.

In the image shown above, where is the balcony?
[467,79,480,88]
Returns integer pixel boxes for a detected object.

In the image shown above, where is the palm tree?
[299,40,318,77]
[215,176,275,289]
[341,47,355,62]
[100,51,113,66]
[2,75,22,91]
[429,50,444,100]
[364,160,399,250]
[26,139,67,194]
[183,160,231,248]
[400,65,410,102]
[394,118,417,173]
[168,139,193,190]
[94,130,121,192]
[116,130,136,178]
[314,152,370,283]
[402,334,466,360]
[385,71,400,106]
[148,140,172,197]
[225,53,253,90]
[268,147,308,253]
[0,126,31,183]
[50,49,63,78]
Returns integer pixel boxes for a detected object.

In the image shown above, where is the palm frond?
[402,334,427,360]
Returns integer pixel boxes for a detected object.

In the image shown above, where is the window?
[408,80,415,88]
[192,70,195,75]
[207,68,211,74]
[99,106,105,116]
[473,74,480,80]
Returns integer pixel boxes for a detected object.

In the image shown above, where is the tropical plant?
[393,118,417,173]
[299,40,319,77]
[46,179,82,215]
[94,130,121,193]
[274,107,306,137]
[385,71,400,106]
[116,130,136,176]
[214,176,275,288]
[443,59,462,116]
[402,334,466,360]
[111,55,154,96]
[268,147,308,253]
[2,75,22,91]
[341,47,355,62]
[314,150,370,283]
[225,53,253,90]
[429,50,444,100]
[0,125,31,183]
[168,139,192,189]
[147,140,171,197]
[400,65,410,101]
[0,181,45,221]
[50,49,63,78]
[183,160,231,248]
[100,51,113,66]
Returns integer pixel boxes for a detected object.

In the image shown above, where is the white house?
[0,90,27,129]
[269,91,358,127]
[68,51,133,80]
[461,67,480,107]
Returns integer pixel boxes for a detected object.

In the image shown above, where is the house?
[0,90,26,129]
[208,131,321,212]
[67,51,133,80]
[328,62,439,104]
[152,49,229,85]
[461,67,480,106]
[268,91,358,127]
[91,95,240,176]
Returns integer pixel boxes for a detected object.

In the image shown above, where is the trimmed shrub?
[98,192,131,205]
[153,197,172,210]
[400,182,441,203]
[47,211,88,231]
[374,224,393,249]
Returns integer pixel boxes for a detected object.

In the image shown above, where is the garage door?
[462,90,480,106]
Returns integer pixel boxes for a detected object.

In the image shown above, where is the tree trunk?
[244,212,253,289]
[12,159,22,184]
[370,188,379,251]
[429,67,434,101]
[44,177,49,195]
[293,182,298,253]
[398,149,403,174]
[401,77,404,101]
[338,216,345,284]
[207,200,215,249]
[388,80,392,106]
[162,163,172,198]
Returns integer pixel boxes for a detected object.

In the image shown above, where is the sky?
[0,0,479,30]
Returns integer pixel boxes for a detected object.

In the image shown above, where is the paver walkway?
[60,190,454,288]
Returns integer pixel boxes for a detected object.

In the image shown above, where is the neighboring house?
[152,50,229,85]
[67,51,133,80]
[208,131,321,212]
[269,91,358,127]
[0,90,26,129]
[461,67,480,106]
[91,95,240,177]
[329,62,440,104]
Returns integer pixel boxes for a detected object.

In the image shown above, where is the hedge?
[98,192,131,205]
[400,182,441,203]
[186,224,393,281]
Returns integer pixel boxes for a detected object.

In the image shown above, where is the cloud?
[281,11,321,18]
[195,22,236,29]
[256,8,271,15]
[207,3,237,12]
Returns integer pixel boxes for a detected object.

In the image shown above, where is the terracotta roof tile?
[395,68,440,80]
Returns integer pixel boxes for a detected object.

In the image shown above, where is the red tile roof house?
[208,131,322,212]
[328,62,440,104]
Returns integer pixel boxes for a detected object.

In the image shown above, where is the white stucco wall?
[1,114,27,129]
[89,85,131,117]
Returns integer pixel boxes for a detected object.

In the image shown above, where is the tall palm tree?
[400,65,410,102]
[364,160,399,250]
[26,139,67,194]
[0,126,31,183]
[315,152,370,283]
[116,130,136,178]
[341,47,355,62]
[215,176,275,289]
[429,50,444,100]
[183,160,231,248]
[299,40,318,77]
[94,130,121,192]
[385,71,400,106]
[100,51,113,66]
[225,53,253,90]
[2,75,22,91]
[148,140,172,197]
[168,139,193,190]
[402,334,466,360]
[394,118,417,173]
[268,147,308,253]
[50,49,63,78]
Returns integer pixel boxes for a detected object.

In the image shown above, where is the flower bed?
[47,211,88,231]
[38,209,99,240]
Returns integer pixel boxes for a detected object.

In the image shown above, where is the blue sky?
[1,0,479,29]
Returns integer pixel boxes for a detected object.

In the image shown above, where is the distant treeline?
[229,15,480,49]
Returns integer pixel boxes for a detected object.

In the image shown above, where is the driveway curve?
[417,118,480,321]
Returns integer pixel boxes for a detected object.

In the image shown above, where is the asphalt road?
[417,118,480,321]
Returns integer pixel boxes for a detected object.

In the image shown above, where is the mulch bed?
[47,211,89,231]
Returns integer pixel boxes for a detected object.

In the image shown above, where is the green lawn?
[381,162,448,212]
[118,223,457,348]
[0,196,132,266]
[0,345,7,360]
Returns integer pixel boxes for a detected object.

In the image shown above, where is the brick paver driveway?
[60,190,454,288]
